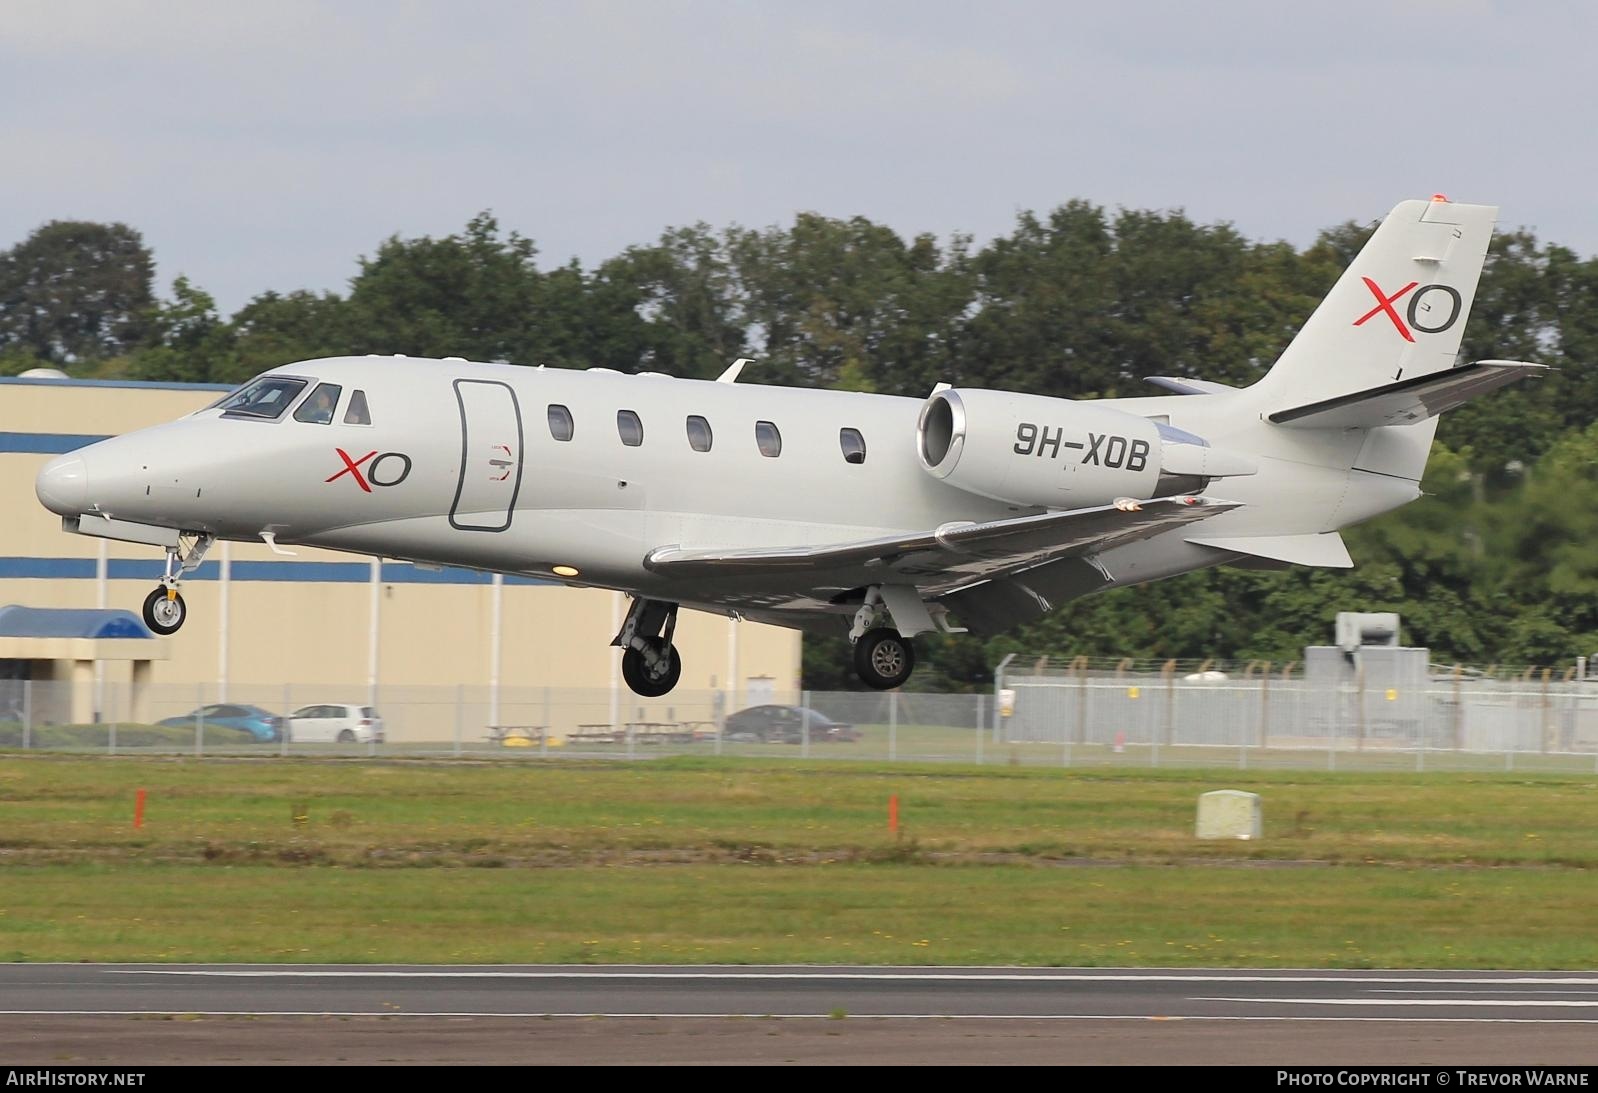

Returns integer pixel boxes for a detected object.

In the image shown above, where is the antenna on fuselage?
[717,357,754,384]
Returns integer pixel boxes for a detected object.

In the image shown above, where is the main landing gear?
[848,587,917,690]
[614,598,682,697]
[854,627,915,690]
[140,533,213,636]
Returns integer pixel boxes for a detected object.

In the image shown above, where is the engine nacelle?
[916,389,1254,509]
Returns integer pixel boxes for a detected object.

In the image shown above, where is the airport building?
[0,375,802,739]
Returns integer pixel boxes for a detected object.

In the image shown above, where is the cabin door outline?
[449,379,525,533]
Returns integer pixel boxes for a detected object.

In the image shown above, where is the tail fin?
[1252,196,1495,409]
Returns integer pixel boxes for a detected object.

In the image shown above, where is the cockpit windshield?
[214,376,309,421]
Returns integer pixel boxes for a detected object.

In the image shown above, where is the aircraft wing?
[643,495,1238,597]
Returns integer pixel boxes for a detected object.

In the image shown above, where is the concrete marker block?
[1196,789,1262,840]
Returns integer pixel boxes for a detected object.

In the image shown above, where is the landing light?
[552,565,580,578]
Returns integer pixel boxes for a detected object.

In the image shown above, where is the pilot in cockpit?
[301,387,336,424]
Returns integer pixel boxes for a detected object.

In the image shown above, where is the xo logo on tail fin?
[1354,278,1462,341]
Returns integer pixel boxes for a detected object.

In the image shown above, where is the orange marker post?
[134,788,146,830]
[888,793,899,836]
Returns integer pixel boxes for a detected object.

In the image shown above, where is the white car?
[285,704,385,744]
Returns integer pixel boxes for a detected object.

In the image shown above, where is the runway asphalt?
[4,965,1597,1065]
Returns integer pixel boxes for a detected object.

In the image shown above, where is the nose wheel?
[137,532,212,636]
[142,586,187,635]
[854,627,915,690]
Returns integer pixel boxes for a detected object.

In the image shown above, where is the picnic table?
[564,722,710,745]
[485,725,547,746]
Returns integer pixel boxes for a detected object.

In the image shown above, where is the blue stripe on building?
[0,432,112,454]
[0,377,232,392]
[0,557,550,586]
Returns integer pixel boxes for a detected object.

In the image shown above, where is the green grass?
[3,862,1593,967]
[1,754,1595,966]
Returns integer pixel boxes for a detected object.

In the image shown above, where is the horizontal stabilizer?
[1186,531,1353,569]
[1267,360,1549,429]
[1144,376,1239,395]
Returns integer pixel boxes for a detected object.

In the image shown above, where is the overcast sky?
[4,0,1593,313]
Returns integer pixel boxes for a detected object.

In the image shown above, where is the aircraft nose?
[35,454,88,515]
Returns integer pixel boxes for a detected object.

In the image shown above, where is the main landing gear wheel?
[142,587,186,635]
[854,627,914,690]
[622,636,683,698]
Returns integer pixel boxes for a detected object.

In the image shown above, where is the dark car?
[157,703,281,742]
[723,705,859,744]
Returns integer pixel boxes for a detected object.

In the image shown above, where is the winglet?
[717,357,753,384]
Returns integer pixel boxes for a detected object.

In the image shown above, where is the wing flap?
[1267,359,1548,429]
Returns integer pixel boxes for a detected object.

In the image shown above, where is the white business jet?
[35,197,1544,694]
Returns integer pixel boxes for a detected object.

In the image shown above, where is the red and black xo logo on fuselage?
[326,448,412,492]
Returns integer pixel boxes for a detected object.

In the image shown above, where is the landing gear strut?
[141,533,213,636]
[614,598,682,697]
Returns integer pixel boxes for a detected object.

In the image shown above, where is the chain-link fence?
[998,661,1598,771]
[3,669,1597,772]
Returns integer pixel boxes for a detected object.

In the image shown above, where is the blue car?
[158,703,281,742]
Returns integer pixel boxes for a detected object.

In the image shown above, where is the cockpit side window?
[343,389,372,426]
[293,382,343,424]
[217,376,309,421]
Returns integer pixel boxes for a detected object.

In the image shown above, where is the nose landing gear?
[140,533,213,636]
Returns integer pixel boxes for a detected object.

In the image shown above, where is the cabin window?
[686,415,713,452]
[755,420,782,458]
[547,404,574,442]
[343,389,372,425]
[217,375,308,421]
[617,409,644,447]
[293,382,343,424]
[839,427,867,464]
